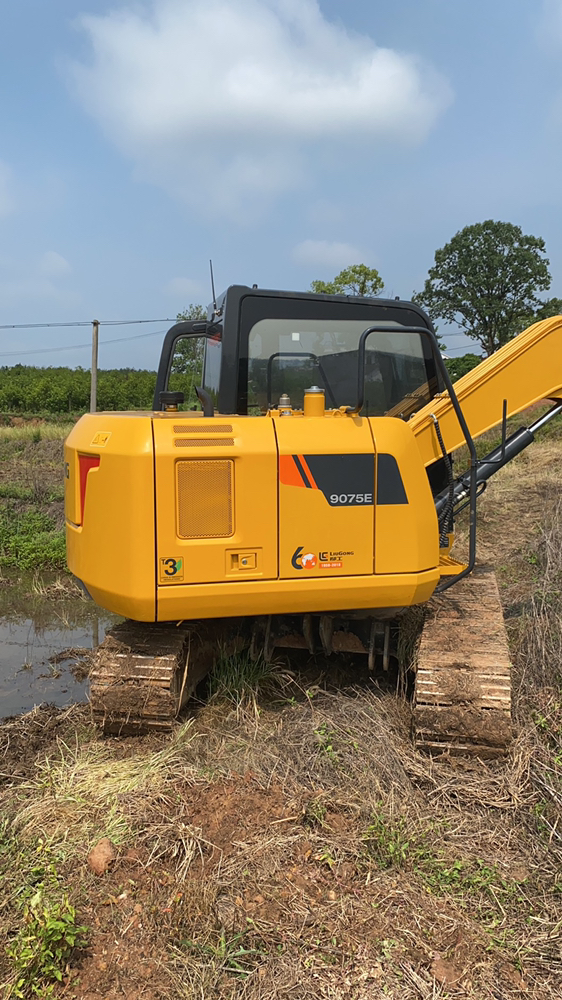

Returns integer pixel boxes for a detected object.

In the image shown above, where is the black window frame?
[218,287,441,415]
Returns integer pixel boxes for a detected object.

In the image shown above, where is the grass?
[8,720,198,854]
[0,433,67,572]
[0,508,66,570]
[0,424,72,444]
[208,647,287,711]
[1,682,561,997]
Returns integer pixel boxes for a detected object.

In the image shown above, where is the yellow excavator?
[64,285,562,754]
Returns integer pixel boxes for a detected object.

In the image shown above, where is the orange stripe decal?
[279,455,304,488]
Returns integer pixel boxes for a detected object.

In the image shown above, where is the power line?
[442,343,484,354]
[0,329,168,359]
[0,318,176,330]
[0,330,481,360]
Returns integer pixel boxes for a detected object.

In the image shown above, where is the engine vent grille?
[175,438,234,448]
[173,424,233,433]
[176,460,233,538]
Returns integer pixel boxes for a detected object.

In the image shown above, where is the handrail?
[352,324,478,593]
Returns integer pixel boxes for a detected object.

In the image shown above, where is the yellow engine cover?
[65,410,440,622]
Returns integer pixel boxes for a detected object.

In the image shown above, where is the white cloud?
[68,0,452,214]
[40,251,71,278]
[0,161,15,217]
[165,276,203,298]
[293,239,364,270]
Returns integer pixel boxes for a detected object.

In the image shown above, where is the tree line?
[0,365,158,414]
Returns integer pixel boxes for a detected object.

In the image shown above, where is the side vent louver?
[173,425,233,433]
[173,423,234,448]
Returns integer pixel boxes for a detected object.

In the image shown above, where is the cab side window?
[168,336,206,409]
[203,335,222,408]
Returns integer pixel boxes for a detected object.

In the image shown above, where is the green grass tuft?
[208,648,281,706]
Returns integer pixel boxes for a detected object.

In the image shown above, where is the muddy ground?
[0,420,561,999]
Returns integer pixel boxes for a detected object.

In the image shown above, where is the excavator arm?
[409,315,562,756]
[410,316,562,466]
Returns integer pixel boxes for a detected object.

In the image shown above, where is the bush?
[6,886,88,998]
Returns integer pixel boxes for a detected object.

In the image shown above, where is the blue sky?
[0,0,561,369]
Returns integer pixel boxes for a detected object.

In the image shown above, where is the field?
[0,416,561,999]
[0,421,70,574]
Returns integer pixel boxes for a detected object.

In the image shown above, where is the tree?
[532,297,562,322]
[515,296,562,333]
[170,304,206,376]
[310,264,384,297]
[444,353,482,382]
[414,221,551,356]
[177,304,206,322]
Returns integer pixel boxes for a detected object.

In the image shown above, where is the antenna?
[209,259,217,314]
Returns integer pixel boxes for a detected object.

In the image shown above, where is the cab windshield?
[247,317,437,417]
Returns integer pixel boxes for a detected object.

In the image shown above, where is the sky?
[0,0,561,370]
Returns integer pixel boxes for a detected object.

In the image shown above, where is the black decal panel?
[377,454,408,505]
[304,454,375,506]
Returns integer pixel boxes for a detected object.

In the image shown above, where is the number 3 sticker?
[160,556,184,583]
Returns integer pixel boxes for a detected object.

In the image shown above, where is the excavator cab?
[153,285,443,419]
[153,285,455,519]
[66,286,458,623]
[64,286,562,751]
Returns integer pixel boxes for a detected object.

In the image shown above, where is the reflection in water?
[0,581,119,719]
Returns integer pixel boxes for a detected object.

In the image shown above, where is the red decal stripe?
[78,454,100,523]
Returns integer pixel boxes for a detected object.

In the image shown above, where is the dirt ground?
[1,425,561,999]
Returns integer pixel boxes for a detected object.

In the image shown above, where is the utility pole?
[90,319,99,413]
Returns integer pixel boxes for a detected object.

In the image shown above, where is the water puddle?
[0,576,119,720]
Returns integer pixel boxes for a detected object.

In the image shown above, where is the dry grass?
[0,423,73,443]
[2,687,561,997]
[6,720,199,853]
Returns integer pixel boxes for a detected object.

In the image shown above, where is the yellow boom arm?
[410,316,562,465]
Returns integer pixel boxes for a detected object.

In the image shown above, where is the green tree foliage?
[414,221,551,356]
[310,264,384,297]
[0,366,157,414]
[514,296,562,335]
[530,297,562,322]
[176,303,206,322]
[444,353,483,382]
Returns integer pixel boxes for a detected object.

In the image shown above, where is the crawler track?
[414,566,512,757]
[90,621,221,734]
